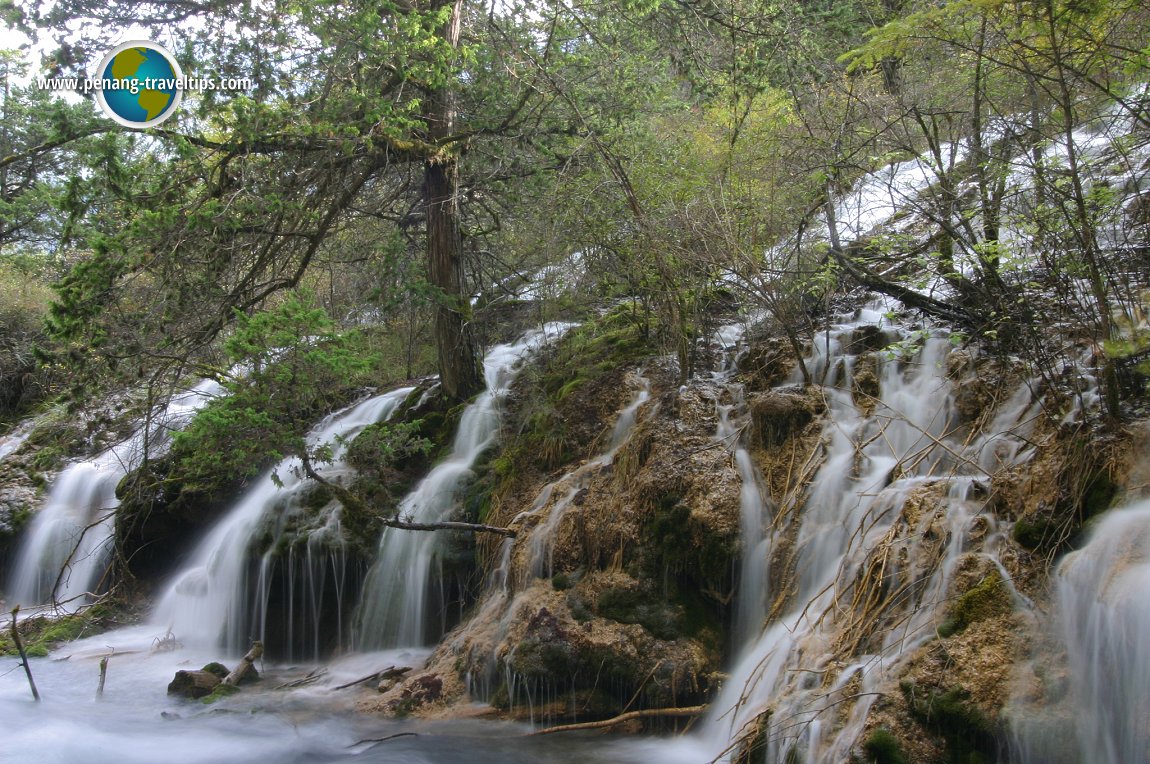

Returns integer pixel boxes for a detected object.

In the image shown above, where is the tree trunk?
[425,0,481,401]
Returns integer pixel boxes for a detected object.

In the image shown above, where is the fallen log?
[530,705,707,736]
[223,641,263,686]
[167,669,221,699]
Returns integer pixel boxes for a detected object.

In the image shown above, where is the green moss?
[200,683,241,704]
[863,728,908,764]
[596,586,679,640]
[551,573,571,590]
[201,662,229,679]
[938,572,1012,638]
[0,606,116,657]
[901,683,998,763]
[1081,472,1117,518]
[1012,517,1056,551]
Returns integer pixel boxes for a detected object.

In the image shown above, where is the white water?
[1028,503,1150,764]
[0,419,34,462]
[710,324,773,647]
[455,371,652,711]
[354,324,572,650]
[668,306,1035,763]
[151,386,415,656]
[0,625,650,764]
[6,379,223,610]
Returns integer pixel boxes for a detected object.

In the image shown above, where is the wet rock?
[747,389,823,449]
[167,669,221,699]
[388,674,444,715]
[737,337,795,392]
[849,324,888,352]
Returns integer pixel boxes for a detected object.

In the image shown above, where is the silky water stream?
[1,325,651,764]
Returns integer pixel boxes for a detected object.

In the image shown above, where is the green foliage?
[168,293,377,488]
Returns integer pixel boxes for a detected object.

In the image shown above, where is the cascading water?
[682,305,1038,763]
[353,324,572,650]
[1013,502,1150,764]
[151,386,415,656]
[710,322,773,647]
[455,371,652,713]
[5,379,223,610]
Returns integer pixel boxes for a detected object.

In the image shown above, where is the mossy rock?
[200,682,241,704]
[747,389,821,449]
[201,662,230,679]
[938,571,1012,638]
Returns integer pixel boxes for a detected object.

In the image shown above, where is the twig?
[10,607,40,702]
[530,705,707,736]
[348,732,418,747]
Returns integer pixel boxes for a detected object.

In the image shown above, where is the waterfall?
[5,379,223,610]
[1014,503,1150,764]
[151,386,414,655]
[692,305,1036,763]
[353,324,572,650]
[455,371,652,710]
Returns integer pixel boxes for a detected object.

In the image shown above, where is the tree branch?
[298,452,516,538]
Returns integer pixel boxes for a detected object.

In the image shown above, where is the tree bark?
[223,640,263,686]
[425,0,481,401]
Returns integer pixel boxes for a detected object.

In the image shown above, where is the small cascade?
[151,386,415,656]
[0,419,34,462]
[525,373,650,579]
[5,379,223,610]
[710,324,773,647]
[1019,503,1150,764]
[353,324,572,650]
[455,371,652,713]
[693,305,1037,763]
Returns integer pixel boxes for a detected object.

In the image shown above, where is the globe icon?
[96,42,182,128]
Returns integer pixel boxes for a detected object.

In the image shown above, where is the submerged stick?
[97,654,109,697]
[10,607,41,702]
[348,732,418,748]
[530,705,707,736]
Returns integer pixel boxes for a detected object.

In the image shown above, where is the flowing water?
[5,379,224,610]
[354,324,573,650]
[455,373,652,713]
[151,386,416,657]
[0,625,669,764]
[1011,502,1150,764]
[662,305,1041,764]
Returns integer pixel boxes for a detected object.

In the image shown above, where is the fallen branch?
[348,732,418,748]
[223,641,263,686]
[530,705,707,736]
[300,454,516,537]
[275,667,328,690]
[332,665,409,692]
[10,607,41,702]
